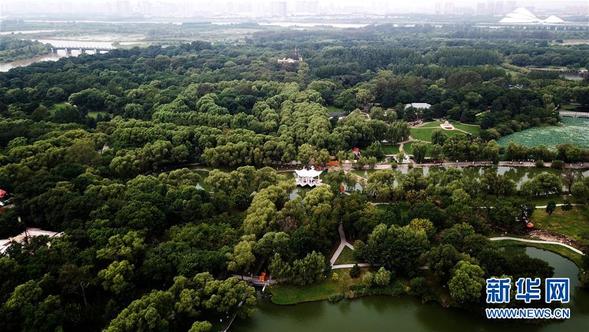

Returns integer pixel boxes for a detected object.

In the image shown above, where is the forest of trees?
[0,25,588,331]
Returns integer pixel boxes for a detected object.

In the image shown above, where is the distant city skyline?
[1,0,587,19]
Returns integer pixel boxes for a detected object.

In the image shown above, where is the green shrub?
[328,293,344,303]
[562,200,573,211]
[408,277,428,297]
[551,160,565,169]
[349,264,361,278]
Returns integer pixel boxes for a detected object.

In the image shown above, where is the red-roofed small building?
[0,189,7,200]
[352,147,361,159]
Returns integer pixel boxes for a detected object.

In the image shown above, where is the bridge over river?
[35,39,115,55]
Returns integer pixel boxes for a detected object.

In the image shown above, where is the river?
[233,247,589,332]
[0,38,116,72]
[0,54,65,72]
[353,166,589,190]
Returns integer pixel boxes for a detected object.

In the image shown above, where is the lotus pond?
[497,117,589,149]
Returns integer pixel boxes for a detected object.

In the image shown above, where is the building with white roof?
[294,167,323,187]
[405,103,431,110]
[500,8,565,25]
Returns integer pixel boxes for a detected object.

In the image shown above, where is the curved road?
[490,236,585,256]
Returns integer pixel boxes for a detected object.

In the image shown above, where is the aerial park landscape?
[1,1,589,331]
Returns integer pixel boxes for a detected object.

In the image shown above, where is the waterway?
[0,54,65,72]
[353,165,589,190]
[233,247,589,332]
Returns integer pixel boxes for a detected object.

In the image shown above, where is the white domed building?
[500,8,565,25]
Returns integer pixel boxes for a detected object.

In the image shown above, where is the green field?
[327,106,345,115]
[334,246,357,265]
[531,206,589,246]
[450,121,481,135]
[410,121,479,142]
[269,268,364,305]
[382,144,400,155]
[497,117,589,149]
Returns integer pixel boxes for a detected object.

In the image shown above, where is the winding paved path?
[489,237,585,256]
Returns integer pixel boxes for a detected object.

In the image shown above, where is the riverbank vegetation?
[0,37,51,63]
[532,206,589,247]
[0,23,588,330]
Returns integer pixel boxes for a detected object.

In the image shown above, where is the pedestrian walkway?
[330,223,355,265]
[489,237,585,256]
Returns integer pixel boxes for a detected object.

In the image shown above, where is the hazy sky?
[1,0,587,17]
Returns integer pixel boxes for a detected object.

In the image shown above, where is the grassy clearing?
[326,106,345,114]
[531,206,589,246]
[450,121,481,135]
[495,239,584,268]
[269,268,365,305]
[382,144,400,155]
[403,142,415,154]
[334,246,357,265]
[410,128,436,142]
[410,127,466,142]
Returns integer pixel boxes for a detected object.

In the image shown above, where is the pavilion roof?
[294,168,323,178]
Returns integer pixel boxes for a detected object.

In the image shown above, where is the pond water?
[233,247,589,332]
[497,117,589,149]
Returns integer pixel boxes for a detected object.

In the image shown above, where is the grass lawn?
[410,128,437,142]
[495,239,584,268]
[403,142,415,154]
[410,127,465,142]
[382,144,400,155]
[334,246,357,265]
[327,106,345,114]
[450,121,481,135]
[531,206,589,246]
[411,120,480,142]
[269,268,365,305]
